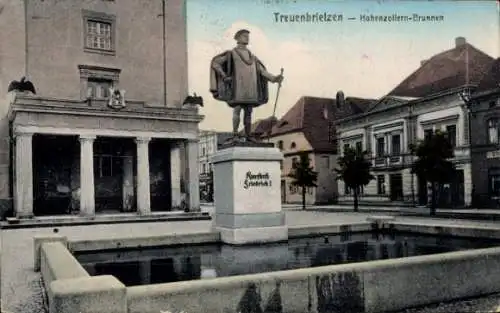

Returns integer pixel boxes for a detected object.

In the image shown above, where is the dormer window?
[278,121,288,128]
[277,140,284,150]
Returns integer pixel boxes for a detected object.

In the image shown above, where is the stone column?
[136,137,151,215]
[170,141,182,209]
[185,139,200,211]
[79,135,96,216]
[15,132,34,218]
[122,154,134,212]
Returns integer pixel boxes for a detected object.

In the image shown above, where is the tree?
[410,130,455,215]
[288,153,318,210]
[335,147,374,212]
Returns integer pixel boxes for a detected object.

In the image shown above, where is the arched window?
[290,142,296,149]
[323,106,329,119]
[488,119,499,144]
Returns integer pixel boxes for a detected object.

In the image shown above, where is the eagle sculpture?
[183,93,203,107]
[8,76,36,94]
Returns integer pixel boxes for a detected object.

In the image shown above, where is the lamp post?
[161,0,167,107]
[459,87,473,207]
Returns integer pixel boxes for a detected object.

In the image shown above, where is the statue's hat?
[234,29,250,40]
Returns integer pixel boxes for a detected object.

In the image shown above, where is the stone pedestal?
[212,144,287,245]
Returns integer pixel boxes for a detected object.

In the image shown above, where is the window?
[424,129,433,141]
[376,137,385,157]
[343,143,350,155]
[445,125,457,147]
[202,147,206,156]
[377,175,386,194]
[87,78,112,99]
[355,141,362,153]
[292,157,298,168]
[202,163,206,173]
[82,10,115,54]
[391,134,401,155]
[280,160,283,170]
[78,65,121,100]
[322,156,330,169]
[290,142,296,149]
[489,119,499,144]
[93,155,119,178]
[277,140,284,150]
[490,168,500,197]
[86,20,112,50]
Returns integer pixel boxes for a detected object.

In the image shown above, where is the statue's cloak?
[209,50,269,108]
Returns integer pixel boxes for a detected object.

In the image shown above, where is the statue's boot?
[229,132,241,144]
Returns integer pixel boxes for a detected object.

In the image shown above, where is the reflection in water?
[316,272,364,313]
[75,232,500,287]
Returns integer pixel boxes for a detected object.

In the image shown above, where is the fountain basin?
[35,222,500,313]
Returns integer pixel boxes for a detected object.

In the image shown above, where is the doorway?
[93,137,135,213]
[33,134,79,215]
[389,173,403,201]
[149,139,172,211]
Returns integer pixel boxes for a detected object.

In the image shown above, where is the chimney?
[420,59,428,66]
[455,37,466,47]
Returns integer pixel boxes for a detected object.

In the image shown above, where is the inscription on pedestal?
[243,171,273,189]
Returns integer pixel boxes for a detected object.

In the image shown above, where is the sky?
[186,0,499,132]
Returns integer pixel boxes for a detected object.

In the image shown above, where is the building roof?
[388,38,495,97]
[243,116,278,138]
[474,57,500,93]
[267,95,373,152]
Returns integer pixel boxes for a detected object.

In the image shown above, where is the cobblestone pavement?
[1,219,214,313]
[3,210,500,313]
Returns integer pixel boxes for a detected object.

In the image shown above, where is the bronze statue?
[210,29,284,142]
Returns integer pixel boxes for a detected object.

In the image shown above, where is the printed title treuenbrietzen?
[274,12,343,23]
[273,12,445,23]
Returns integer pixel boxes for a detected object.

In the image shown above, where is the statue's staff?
[268,68,284,142]
[272,68,284,119]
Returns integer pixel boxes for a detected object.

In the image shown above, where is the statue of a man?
[210,29,284,142]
